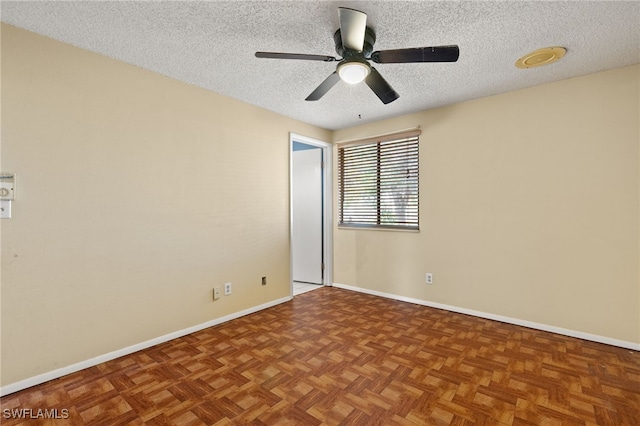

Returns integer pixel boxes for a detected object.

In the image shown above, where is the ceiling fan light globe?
[338,62,370,84]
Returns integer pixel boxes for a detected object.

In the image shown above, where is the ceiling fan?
[255,7,459,104]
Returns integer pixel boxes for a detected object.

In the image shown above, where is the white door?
[292,147,323,284]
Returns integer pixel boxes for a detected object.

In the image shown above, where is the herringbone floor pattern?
[1,287,639,425]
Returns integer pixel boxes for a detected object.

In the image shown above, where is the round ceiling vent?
[515,47,566,69]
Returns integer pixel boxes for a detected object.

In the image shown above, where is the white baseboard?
[0,296,292,397]
[332,283,640,351]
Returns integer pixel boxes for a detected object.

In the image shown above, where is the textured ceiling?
[1,1,639,130]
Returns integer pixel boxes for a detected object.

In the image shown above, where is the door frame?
[289,133,333,296]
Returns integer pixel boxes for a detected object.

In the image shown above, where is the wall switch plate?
[224,282,232,296]
[426,273,433,284]
[0,200,12,219]
[213,287,220,300]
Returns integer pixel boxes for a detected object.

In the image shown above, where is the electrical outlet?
[262,276,267,286]
[213,287,220,300]
[224,282,232,296]
[426,273,433,284]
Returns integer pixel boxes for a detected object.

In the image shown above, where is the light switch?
[0,200,12,219]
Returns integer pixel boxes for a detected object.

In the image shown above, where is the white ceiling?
[2,1,639,130]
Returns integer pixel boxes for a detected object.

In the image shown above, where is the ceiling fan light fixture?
[337,61,370,84]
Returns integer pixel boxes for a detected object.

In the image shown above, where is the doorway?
[290,133,333,296]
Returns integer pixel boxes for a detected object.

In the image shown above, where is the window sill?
[338,224,420,233]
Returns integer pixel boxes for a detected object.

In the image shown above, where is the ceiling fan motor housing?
[334,27,376,59]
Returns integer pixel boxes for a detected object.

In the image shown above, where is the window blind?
[338,130,420,230]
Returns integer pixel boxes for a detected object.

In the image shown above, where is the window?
[338,130,420,230]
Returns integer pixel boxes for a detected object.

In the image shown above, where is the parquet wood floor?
[2,287,639,425]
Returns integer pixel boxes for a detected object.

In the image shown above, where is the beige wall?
[333,65,640,344]
[0,24,330,385]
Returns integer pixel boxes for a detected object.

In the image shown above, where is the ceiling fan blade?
[365,67,399,104]
[306,72,341,101]
[371,45,460,63]
[255,52,336,62]
[338,7,367,51]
